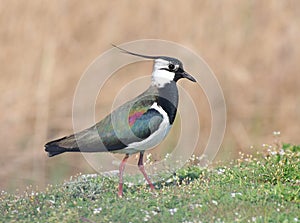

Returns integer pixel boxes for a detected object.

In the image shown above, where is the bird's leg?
[138,152,155,190]
[118,154,129,197]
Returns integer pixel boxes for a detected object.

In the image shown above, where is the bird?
[45,45,197,197]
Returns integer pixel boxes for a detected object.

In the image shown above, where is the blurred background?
[1,0,299,192]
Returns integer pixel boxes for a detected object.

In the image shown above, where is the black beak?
[181,71,197,82]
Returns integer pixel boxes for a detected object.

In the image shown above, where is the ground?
[1,143,299,222]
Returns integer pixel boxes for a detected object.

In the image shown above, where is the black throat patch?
[157,81,179,124]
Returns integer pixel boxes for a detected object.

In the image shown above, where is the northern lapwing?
[45,45,197,197]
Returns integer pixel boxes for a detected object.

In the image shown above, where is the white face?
[151,59,179,88]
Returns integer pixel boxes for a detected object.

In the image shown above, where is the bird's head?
[151,57,196,87]
[113,45,196,88]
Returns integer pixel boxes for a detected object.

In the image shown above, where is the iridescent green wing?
[95,86,162,151]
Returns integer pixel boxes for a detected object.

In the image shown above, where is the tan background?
[1,1,299,192]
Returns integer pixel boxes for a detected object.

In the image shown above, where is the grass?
[1,143,299,222]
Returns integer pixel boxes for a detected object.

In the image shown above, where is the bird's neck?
[156,81,178,125]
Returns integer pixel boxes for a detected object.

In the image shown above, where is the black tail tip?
[45,142,66,157]
[46,150,65,157]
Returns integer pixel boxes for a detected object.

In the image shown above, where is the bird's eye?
[168,64,175,70]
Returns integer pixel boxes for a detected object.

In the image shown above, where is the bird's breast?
[120,102,172,154]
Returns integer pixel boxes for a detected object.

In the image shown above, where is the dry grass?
[0,0,299,192]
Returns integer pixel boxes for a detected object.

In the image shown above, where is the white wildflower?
[279,149,285,155]
[231,192,242,198]
[49,200,55,204]
[151,210,158,216]
[166,178,174,183]
[169,208,178,215]
[190,203,202,209]
[11,210,18,214]
[93,207,102,214]
[217,168,225,175]
[143,214,150,221]
[212,200,218,205]
[165,153,171,160]
[127,182,134,188]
